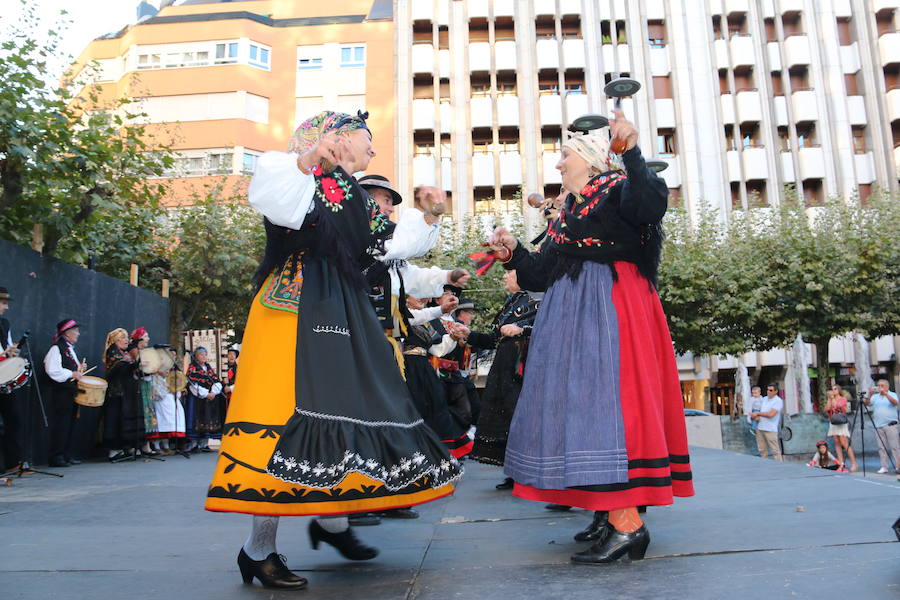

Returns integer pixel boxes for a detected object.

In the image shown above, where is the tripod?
[0,337,63,479]
[848,390,897,477]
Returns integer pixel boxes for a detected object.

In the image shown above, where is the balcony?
[840,43,861,73]
[543,152,562,184]
[495,41,518,70]
[436,0,449,26]
[494,0,514,17]
[566,93,589,118]
[833,0,852,16]
[534,0,555,17]
[874,0,898,12]
[468,0,488,19]
[879,31,900,67]
[439,49,450,79]
[412,44,434,74]
[720,94,735,124]
[767,42,781,71]
[656,98,676,129]
[497,96,520,127]
[539,94,562,125]
[470,96,492,128]
[758,348,787,367]
[855,152,875,183]
[536,39,559,70]
[798,146,826,179]
[888,88,900,122]
[440,102,452,134]
[730,35,754,69]
[773,96,788,126]
[735,89,761,123]
[847,95,867,126]
[658,156,681,188]
[791,89,818,123]
[441,158,452,191]
[741,146,768,180]
[412,98,435,130]
[411,0,432,21]
[725,0,750,15]
[714,39,728,70]
[726,150,741,182]
[560,0,582,15]
[601,44,631,73]
[645,0,666,19]
[783,34,811,68]
[472,153,495,186]
[413,155,436,187]
[469,42,491,72]
[649,46,670,75]
[562,38,585,69]
[499,152,522,185]
[781,152,795,182]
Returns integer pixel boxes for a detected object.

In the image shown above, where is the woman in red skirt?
[488,109,693,564]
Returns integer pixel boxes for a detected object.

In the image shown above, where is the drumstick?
[82,365,97,376]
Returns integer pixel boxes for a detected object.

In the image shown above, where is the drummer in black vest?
[0,286,26,471]
[43,319,87,467]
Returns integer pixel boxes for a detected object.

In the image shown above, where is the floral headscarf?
[288,110,370,154]
[563,130,620,173]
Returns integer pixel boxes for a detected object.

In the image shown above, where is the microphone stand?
[0,337,63,479]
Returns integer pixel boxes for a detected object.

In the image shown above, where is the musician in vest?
[43,319,87,468]
[0,286,26,471]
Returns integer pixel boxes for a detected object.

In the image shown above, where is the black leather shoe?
[348,513,381,526]
[48,457,70,468]
[378,507,419,519]
[545,504,572,512]
[237,548,307,589]
[571,525,650,564]
[308,520,378,561]
[66,458,82,465]
[637,505,647,514]
[574,511,610,543]
[495,477,514,490]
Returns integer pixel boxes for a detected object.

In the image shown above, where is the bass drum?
[0,357,31,394]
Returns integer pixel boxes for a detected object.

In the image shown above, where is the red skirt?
[511,262,693,511]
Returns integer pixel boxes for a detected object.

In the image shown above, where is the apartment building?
[72,0,395,202]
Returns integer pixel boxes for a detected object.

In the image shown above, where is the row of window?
[298,46,366,70]
[136,43,367,72]
[163,151,259,178]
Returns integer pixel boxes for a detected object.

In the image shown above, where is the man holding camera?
[865,379,900,474]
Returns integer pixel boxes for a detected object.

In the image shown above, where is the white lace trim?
[312,325,350,337]
[268,448,462,492]
[296,408,424,429]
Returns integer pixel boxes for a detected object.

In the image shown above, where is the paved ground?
[1,447,898,600]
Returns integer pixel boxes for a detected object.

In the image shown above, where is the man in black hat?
[43,319,87,467]
[0,286,27,472]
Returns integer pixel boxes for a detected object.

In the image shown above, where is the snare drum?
[0,357,32,394]
[75,376,108,407]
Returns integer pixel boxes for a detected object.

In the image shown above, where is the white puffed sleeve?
[401,264,449,299]
[382,208,439,261]
[248,152,316,229]
[408,306,443,326]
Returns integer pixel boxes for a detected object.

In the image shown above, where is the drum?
[75,376,108,407]
[139,348,162,374]
[156,349,175,374]
[166,371,187,394]
[0,357,31,394]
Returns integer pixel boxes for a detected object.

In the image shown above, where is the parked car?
[684,408,714,417]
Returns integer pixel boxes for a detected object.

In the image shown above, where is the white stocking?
[243,515,279,561]
[315,516,349,533]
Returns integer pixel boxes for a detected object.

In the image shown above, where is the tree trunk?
[812,338,830,413]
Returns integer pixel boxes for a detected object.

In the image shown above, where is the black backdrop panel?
[0,239,170,464]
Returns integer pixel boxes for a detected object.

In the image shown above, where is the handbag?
[830,411,848,426]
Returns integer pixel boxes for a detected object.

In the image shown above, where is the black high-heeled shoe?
[570,525,650,564]
[495,477,514,490]
[308,520,379,561]
[573,511,610,543]
[236,548,308,589]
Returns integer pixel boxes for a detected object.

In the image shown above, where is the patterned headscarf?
[103,328,128,364]
[563,130,619,173]
[288,110,370,153]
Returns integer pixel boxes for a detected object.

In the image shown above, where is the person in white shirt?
[750,383,784,461]
[864,379,900,474]
[43,319,87,467]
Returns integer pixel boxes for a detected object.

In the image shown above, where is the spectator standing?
[865,379,900,475]
[825,386,857,472]
[751,384,783,461]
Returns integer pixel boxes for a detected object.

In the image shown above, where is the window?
[746,181,768,206]
[803,178,824,206]
[771,72,784,96]
[724,125,737,151]
[851,127,867,154]
[414,142,435,156]
[539,71,559,95]
[565,71,585,95]
[876,9,895,36]
[341,46,365,68]
[653,76,672,99]
[298,57,322,70]
[647,20,667,48]
[789,66,810,90]
[208,152,233,175]
[137,53,161,69]
[535,16,555,40]
[782,12,804,36]
[215,42,238,64]
[836,17,853,45]
[740,124,761,148]
[657,129,676,156]
[711,15,725,41]
[719,70,730,94]
[249,44,270,69]
[728,14,748,37]
[844,72,860,95]
[796,123,817,147]
[777,126,791,151]
[242,152,259,174]
[764,18,777,43]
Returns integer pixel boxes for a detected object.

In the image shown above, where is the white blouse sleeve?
[248,152,316,229]
[189,382,210,397]
[428,334,457,357]
[408,306,443,326]
[400,264,449,299]
[382,208,439,261]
